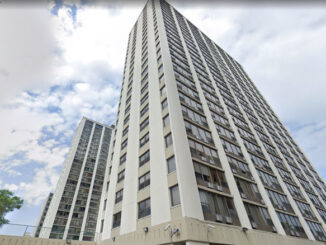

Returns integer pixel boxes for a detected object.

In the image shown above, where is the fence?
[0,223,99,242]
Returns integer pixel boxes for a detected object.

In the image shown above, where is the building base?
[98,217,324,245]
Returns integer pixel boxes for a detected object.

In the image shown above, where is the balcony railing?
[0,223,99,242]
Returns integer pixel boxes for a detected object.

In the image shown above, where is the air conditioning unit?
[240,193,247,199]
[295,231,300,237]
[216,214,223,222]
[207,182,215,189]
[215,185,223,192]
[272,226,277,233]
[289,230,295,236]
[231,168,237,174]
[251,222,257,229]
[225,216,233,224]
[261,200,265,205]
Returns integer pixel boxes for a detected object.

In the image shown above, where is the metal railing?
[0,224,99,242]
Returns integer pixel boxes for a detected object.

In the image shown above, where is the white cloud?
[0,3,143,206]
[3,184,19,192]
[0,79,118,205]
[0,7,57,104]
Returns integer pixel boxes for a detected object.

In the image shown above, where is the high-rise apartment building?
[33,193,53,238]
[39,117,113,241]
[96,1,326,244]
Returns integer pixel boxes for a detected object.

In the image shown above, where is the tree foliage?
[0,189,24,227]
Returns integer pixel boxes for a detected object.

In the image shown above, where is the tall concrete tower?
[97,1,326,244]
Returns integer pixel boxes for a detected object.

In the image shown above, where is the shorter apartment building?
[39,117,113,242]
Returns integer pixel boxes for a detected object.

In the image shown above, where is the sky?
[0,0,326,234]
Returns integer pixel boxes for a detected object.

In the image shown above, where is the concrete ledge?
[98,217,325,245]
[2,217,324,245]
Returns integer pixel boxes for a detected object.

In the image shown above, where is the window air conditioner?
[240,193,247,199]
[207,182,215,189]
[251,222,257,229]
[216,185,223,192]
[216,214,223,222]
[225,216,233,224]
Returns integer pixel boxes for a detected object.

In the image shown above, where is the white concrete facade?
[39,117,113,242]
[97,0,326,244]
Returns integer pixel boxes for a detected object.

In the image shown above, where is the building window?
[125,104,131,114]
[163,114,170,127]
[170,185,181,206]
[167,156,176,173]
[141,73,148,85]
[121,138,128,150]
[112,212,121,228]
[139,150,150,167]
[122,126,129,137]
[106,181,110,192]
[276,212,306,238]
[159,74,165,83]
[138,198,151,219]
[306,220,326,241]
[161,99,168,110]
[188,138,218,164]
[100,219,104,233]
[140,103,149,117]
[244,203,274,232]
[185,121,213,145]
[141,82,148,94]
[140,117,149,131]
[295,200,316,220]
[160,86,166,97]
[139,132,149,147]
[117,170,125,183]
[115,189,123,204]
[103,199,107,210]
[126,95,132,105]
[158,64,163,74]
[165,133,173,148]
[140,93,148,105]
[120,153,127,165]
[139,172,150,190]
[157,55,162,64]
[124,114,130,125]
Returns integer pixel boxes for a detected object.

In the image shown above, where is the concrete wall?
[2,220,324,245]
[98,217,324,245]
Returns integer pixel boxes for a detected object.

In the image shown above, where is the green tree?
[0,189,24,227]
